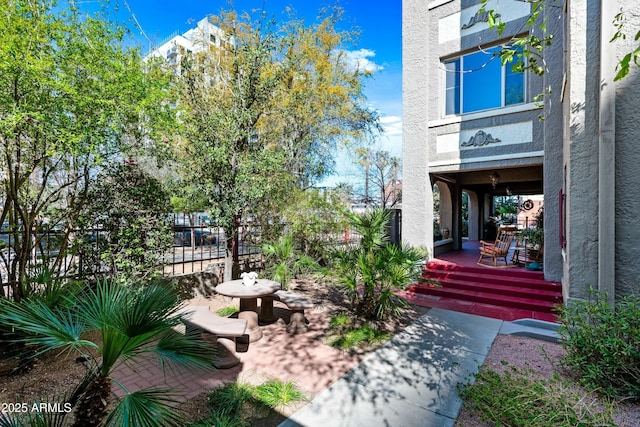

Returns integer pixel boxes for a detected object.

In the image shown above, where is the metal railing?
[1,214,364,292]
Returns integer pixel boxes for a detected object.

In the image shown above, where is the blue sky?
[103,0,402,186]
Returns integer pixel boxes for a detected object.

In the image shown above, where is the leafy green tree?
[329,209,427,320]
[0,279,215,427]
[281,188,350,264]
[77,162,173,282]
[172,7,378,281]
[0,0,174,301]
[479,0,639,81]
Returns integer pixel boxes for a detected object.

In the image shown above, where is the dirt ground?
[1,279,639,426]
[456,334,640,427]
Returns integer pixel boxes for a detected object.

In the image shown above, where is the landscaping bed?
[1,279,639,426]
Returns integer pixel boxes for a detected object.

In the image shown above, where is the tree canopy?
[0,0,174,300]
[479,0,639,81]
[170,7,379,279]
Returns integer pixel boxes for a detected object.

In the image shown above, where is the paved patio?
[111,305,362,404]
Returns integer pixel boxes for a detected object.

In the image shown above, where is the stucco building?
[402,0,640,304]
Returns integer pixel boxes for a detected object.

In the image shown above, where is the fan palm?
[262,234,317,289]
[0,279,215,427]
[330,208,427,320]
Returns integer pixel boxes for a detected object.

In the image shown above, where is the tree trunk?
[223,215,241,282]
[72,375,112,427]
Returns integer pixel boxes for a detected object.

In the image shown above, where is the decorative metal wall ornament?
[461,10,500,30]
[461,130,501,147]
[489,171,501,189]
[522,199,534,211]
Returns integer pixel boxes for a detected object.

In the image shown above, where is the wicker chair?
[478,226,518,267]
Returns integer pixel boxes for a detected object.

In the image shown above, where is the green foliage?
[254,379,307,409]
[0,278,215,426]
[611,11,640,81]
[78,162,173,282]
[327,313,391,351]
[171,7,378,280]
[216,306,239,317]
[328,312,352,330]
[459,366,616,426]
[281,188,350,265]
[433,219,441,239]
[262,234,317,290]
[494,196,518,216]
[22,264,83,310]
[481,1,639,83]
[329,208,427,320]
[192,380,306,427]
[0,0,174,301]
[327,323,391,351]
[104,389,184,427]
[559,291,640,399]
[479,0,553,76]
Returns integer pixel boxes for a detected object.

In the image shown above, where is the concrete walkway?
[279,308,503,427]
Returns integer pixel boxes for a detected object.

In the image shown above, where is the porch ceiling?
[431,165,543,195]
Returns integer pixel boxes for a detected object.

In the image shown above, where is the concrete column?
[598,1,617,306]
[402,0,433,256]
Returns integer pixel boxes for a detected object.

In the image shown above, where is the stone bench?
[177,305,247,368]
[260,290,314,334]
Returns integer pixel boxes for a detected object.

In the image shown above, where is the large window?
[444,46,525,115]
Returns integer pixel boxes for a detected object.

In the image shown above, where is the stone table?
[215,279,281,342]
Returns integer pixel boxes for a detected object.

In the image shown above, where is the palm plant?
[262,234,317,289]
[0,278,215,427]
[329,208,427,320]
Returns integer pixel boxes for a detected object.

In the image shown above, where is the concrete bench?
[260,290,314,334]
[177,305,247,368]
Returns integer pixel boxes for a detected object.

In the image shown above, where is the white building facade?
[148,17,228,68]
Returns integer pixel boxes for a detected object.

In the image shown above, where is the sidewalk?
[279,308,502,427]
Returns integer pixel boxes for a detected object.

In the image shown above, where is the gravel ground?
[456,334,640,427]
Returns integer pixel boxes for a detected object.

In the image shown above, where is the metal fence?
[1,213,363,287]
[166,213,262,277]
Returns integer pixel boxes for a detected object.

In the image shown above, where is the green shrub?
[326,314,392,351]
[328,208,427,320]
[207,382,256,418]
[559,292,640,399]
[328,312,352,330]
[193,380,305,427]
[254,379,307,409]
[328,324,391,350]
[262,234,317,290]
[459,366,616,426]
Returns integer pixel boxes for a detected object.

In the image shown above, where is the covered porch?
[400,240,561,323]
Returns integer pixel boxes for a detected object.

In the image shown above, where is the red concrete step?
[408,261,563,316]
[409,285,559,313]
[426,260,545,280]
[399,291,560,323]
[413,278,562,303]
[423,269,562,293]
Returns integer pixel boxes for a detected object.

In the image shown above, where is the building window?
[444,46,525,115]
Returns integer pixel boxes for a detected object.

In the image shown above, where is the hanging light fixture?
[489,171,501,189]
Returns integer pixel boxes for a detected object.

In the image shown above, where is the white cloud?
[380,115,402,137]
[343,48,384,73]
